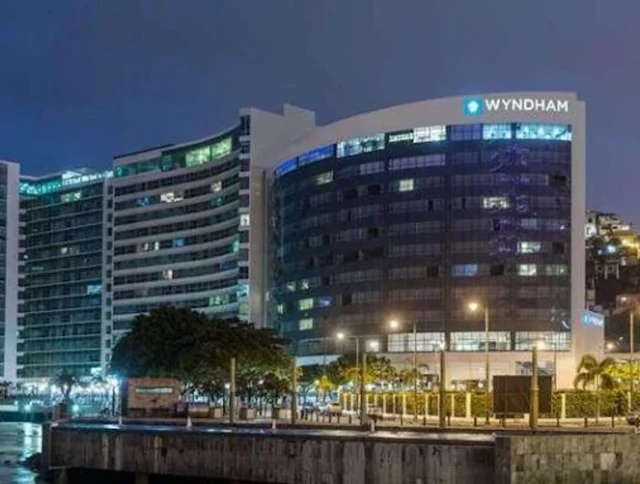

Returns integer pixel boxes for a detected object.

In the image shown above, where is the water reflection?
[0,422,43,484]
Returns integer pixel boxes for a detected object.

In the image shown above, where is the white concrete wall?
[3,161,20,382]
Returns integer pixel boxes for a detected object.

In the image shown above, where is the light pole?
[530,342,541,431]
[630,310,635,399]
[336,332,364,425]
[438,342,446,428]
[388,319,419,422]
[468,301,490,424]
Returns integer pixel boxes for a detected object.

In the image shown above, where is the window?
[388,154,446,170]
[427,265,440,277]
[398,179,414,192]
[359,161,385,175]
[450,124,482,141]
[452,264,478,277]
[521,218,540,230]
[552,242,566,254]
[160,191,184,203]
[315,171,334,185]
[518,264,537,276]
[185,146,210,166]
[490,264,505,276]
[546,264,568,276]
[162,269,173,280]
[275,158,296,178]
[212,181,222,192]
[286,282,296,292]
[299,318,314,331]
[172,238,185,248]
[276,304,285,315]
[316,296,332,308]
[299,145,333,166]
[483,123,512,140]
[337,134,385,158]
[515,123,572,141]
[518,241,541,254]
[413,125,446,142]
[240,214,250,227]
[298,298,314,310]
[450,332,510,351]
[61,191,82,203]
[86,284,102,295]
[483,197,510,209]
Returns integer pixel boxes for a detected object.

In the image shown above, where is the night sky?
[0,1,638,223]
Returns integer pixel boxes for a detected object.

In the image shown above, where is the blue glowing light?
[463,97,484,116]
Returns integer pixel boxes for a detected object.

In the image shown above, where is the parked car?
[627,412,640,427]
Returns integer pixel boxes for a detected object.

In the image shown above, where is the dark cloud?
[0,0,638,222]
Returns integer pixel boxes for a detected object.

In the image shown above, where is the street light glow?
[368,340,380,351]
[468,301,480,312]
[388,319,399,330]
[336,331,345,340]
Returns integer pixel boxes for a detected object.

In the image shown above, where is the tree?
[604,361,640,391]
[574,354,617,421]
[110,306,292,405]
[298,365,324,404]
[53,370,78,402]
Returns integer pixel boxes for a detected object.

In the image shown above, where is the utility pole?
[360,347,367,426]
[484,306,490,425]
[530,345,539,430]
[291,359,298,425]
[230,357,236,424]
[439,346,446,428]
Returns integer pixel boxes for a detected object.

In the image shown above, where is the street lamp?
[530,340,542,430]
[387,318,419,422]
[468,300,490,424]
[335,332,364,425]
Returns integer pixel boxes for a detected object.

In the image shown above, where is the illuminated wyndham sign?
[581,310,604,328]
[463,97,570,115]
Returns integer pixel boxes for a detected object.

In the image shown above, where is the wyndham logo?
[463,97,483,116]
[463,96,570,116]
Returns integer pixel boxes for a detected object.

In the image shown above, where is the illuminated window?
[138,243,150,252]
[317,296,332,308]
[86,284,102,295]
[515,123,572,141]
[240,214,250,227]
[452,264,478,277]
[211,181,222,192]
[483,197,510,209]
[153,241,160,251]
[172,238,185,248]
[518,241,542,254]
[211,137,232,160]
[286,282,296,292]
[185,146,210,167]
[483,123,512,140]
[299,318,314,331]
[209,294,230,307]
[276,304,285,315]
[398,179,414,192]
[60,247,69,255]
[413,125,446,142]
[275,158,296,178]
[546,264,568,276]
[299,145,334,166]
[61,191,82,203]
[298,298,314,310]
[162,269,173,280]
[337,134,385,158]
[519,264,537,276]
[160,191,184,203]
[136,197,150,207]
[315,171,333,185]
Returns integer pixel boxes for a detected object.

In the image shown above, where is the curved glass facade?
[272,122,573,356]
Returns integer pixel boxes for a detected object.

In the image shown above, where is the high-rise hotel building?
[2,93,596,386]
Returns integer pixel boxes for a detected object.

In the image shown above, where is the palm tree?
[573,354,617,421]
[53,370,78,403]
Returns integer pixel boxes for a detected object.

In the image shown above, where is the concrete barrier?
[46,423,494,484]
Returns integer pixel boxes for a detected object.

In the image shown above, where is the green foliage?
[573,354,617,390]
[110,306,291,402]
[604,362,640,391]
[52,370,78,401]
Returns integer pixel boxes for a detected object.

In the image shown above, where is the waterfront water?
[0,422,43,484]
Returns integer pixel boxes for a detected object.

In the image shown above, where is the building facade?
[18,170,111,379]
[270,93,587,386]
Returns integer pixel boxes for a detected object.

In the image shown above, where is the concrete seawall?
[45,424,494,484]
[44,423,640,483]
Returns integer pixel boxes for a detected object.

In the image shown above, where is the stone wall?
[48,425,495,484]
[495,434,640,483]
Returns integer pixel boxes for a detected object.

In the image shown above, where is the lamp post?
[336,332,364,425]
[468,301,490,424]
[530,342,540,431]
[630,310,635,400]
[439,342,446,428]
[389,319,419,422]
